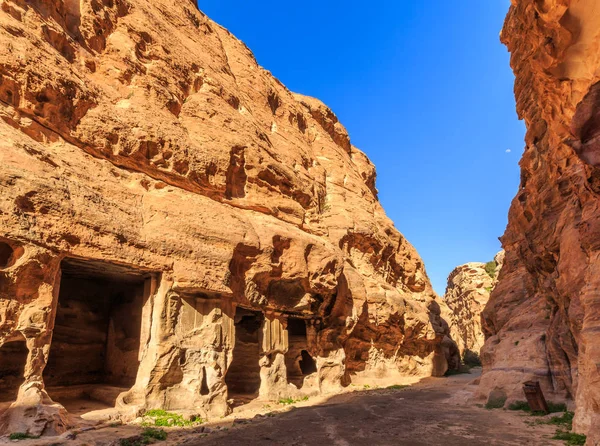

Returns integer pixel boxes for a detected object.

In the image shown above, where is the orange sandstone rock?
[481,0,600,442]
[0,0,451,436]
[444,252,503,365]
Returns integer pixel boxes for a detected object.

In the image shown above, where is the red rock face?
[480,0,600,441]
[0,0,452,436]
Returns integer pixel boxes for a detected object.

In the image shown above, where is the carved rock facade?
[0,0,451,436]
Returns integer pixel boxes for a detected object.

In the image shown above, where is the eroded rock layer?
[480,0,600,441]
[0,0,450,436]
[444,252,503,365]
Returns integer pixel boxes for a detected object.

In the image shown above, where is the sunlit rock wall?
[0,0,451,436]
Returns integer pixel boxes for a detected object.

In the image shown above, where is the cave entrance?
[44,258,154,416]
[285,318,317,389]
[225,307,263,405]
[0,335,28,403]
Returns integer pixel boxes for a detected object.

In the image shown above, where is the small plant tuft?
[387,384,410,390]
[508,400,530,411]
[143,409,201,427]
[485,396,507,410]
[484,261,497,279]
[507,400,567,415]
[142,428,168,441]
[546,411,574,429]
[547,402,568,413]
[119,428,168,446]
[9,433,40,441]
[552,431,587,445]
[278,396,308,405]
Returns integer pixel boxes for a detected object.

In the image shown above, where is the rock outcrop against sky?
[444,252,503,365]
[0,0,452,436]
[481,0,600,442]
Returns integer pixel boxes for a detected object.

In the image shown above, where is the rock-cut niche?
[285,318,317,389]
[43,258,154,414]
[225,307,263,405]
[0,334,28,403]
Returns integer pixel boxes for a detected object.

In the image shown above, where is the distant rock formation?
[0,0,453,436]
[444,252,503,366]
[480,0,600,442]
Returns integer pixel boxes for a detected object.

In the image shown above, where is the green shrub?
[143,410,201,427]
[142,428,167,441]
[9,433,40,441]
[485,395,507,409]
[387,384,410,390]
[507,400,567,415]
[547,402,568,413]
[546,411,574,429]
[484,261,496,279]
[508,401,530,411]
[119,428,168,446]
[552,431,587,445]
[278,396,309,405]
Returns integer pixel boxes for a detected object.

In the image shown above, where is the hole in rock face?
[300,350,317,376]
[0,336,28,402]
[44,258,153,414]
[225,308,263,404]
[0,242,14,268]
[285,318,316,389]
[200,367,209,396]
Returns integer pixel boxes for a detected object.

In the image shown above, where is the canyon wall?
[480,0,600,442]
[444,252,503,365]
[0,0,452,436]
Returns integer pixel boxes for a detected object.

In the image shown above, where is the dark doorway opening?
[44,258,152,415]
[225,307,263,405]
[0,336,28,402]
[300,350,317,375]
[285,318,316,388]
[0,242,14,268]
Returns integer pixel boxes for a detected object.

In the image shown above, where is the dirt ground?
[1,370,564,446]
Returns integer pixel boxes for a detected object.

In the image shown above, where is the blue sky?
[198,1,524,295]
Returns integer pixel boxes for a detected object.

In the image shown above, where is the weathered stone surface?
[480,1,600,442]
[444,252,503,364]
[0,0,451,436]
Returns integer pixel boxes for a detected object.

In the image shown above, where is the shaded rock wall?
[480,0,600,441]
[0,0,452,436]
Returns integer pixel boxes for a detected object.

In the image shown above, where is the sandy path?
[179,371,561,446]
[2,371,563,445]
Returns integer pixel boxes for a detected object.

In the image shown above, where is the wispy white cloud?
[505,149,512,153]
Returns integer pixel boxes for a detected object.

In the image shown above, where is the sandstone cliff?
[480,0,600,442]
[0,0,451,436]
[444,252,503,365]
